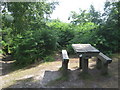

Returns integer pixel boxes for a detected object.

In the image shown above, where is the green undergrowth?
[43,55,55,62]
[10,54,56,71]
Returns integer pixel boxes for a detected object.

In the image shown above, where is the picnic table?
[72,44,100,73]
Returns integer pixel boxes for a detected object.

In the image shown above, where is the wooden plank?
[61,50,69,72]
[72,44,99,53]
[72,44,90,52]
[97,52,112,63]
[86,46,100,52]
[62,50,69,60]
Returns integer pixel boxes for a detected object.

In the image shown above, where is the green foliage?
[68,1,119,54]
[43,55,54,62]
[13,28,57,65]
[58,28,74,47]
[1,27,13,54]
[68,22,98,45]
[95,1,120,54]
[1,2,58,66]
[1,1,119,67]
[66,44,74,54]
[47,20,75,48]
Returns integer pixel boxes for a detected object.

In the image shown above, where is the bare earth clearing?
[0,53,119,89]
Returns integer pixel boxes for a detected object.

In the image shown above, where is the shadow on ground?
[6,64,118,88]
[7,70,62,88]
[1,53,119,88]
[0,55,57,76]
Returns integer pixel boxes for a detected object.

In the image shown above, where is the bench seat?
[97,52,112,75]
[97,52,112,64]
[61,50,69,72]
[62,50,69,60]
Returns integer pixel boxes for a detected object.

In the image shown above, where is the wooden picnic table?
[72,44,100,73]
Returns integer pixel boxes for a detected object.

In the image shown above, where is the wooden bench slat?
[98,52,112,63]
[61,50,69,72]
[62,50,69,60]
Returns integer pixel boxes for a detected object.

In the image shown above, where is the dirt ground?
[0,53,119,89]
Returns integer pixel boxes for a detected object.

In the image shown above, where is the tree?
[88,5,102,24]
[1,1,58,66]
[96,1,120,53]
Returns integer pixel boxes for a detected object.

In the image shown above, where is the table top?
[72,44,100,53]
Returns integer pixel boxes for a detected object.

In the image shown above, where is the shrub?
[43,55,54,62]
[13,28,57,66]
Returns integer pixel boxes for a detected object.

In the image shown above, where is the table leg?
[96,58,102,69]
[82,56,89,74]
[79,55,82,69]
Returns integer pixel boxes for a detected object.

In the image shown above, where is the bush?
[57,29,75,47]
[43,55,55,62]
[13,28,57,66]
